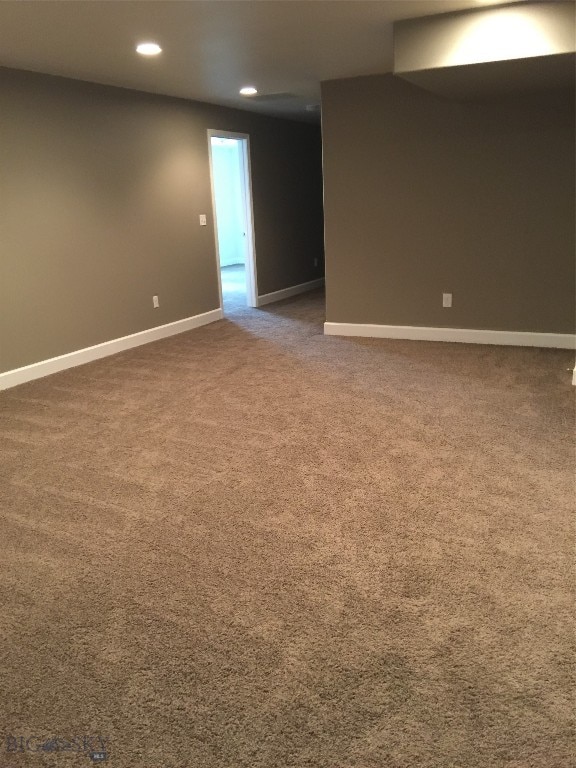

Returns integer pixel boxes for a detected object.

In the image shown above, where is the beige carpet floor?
[0,290,574,767]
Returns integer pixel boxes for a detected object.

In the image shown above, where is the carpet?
[0,290,574,767]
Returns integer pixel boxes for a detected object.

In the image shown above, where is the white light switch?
[442,293,452,308]
[153,295,159,308]
[199,214,207,226]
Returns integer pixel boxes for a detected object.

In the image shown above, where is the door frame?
[207,129,259,308]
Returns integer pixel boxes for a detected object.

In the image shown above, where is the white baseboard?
[324,322,576,350]
[257,278,324,307]
[0,308,223,391]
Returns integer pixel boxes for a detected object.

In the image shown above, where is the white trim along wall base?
[324,322,576,350]
[0,309,223,391]
[258,278,324,307]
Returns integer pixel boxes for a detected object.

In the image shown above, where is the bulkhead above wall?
[393,1,575,98]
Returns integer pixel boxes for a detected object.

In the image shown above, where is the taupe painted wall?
[321,74,575,333]
[0,68,324,373]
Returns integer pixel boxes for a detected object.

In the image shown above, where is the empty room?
[0,2,574,766]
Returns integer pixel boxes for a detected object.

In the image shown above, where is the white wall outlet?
[153,295,159,308]
[442,293,452,308]
[199,214,207,226]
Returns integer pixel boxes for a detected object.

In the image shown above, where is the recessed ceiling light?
[136,42,162,56]
[239,86,258,97]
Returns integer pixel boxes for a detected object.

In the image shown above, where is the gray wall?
[0,68,324,373]
[321,74,575,333]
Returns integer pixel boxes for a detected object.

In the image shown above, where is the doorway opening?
[208,131,258,312]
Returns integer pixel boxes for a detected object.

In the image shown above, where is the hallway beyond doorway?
[221,264,247,311]
[209,130,258,310]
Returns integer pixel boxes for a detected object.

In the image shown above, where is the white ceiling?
[0,0,522,122]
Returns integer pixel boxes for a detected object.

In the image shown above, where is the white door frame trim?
[207,130,259,308]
